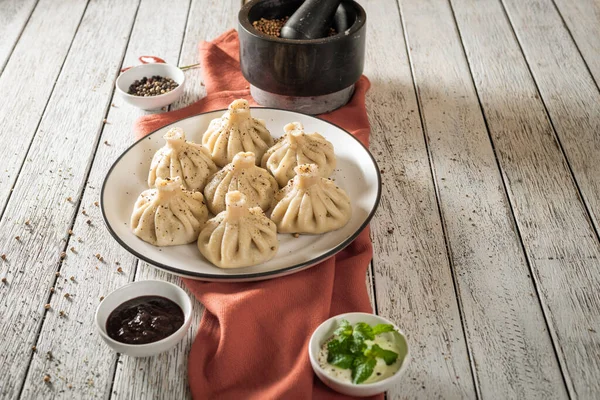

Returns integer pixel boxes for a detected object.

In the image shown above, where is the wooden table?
[1,0,599,398]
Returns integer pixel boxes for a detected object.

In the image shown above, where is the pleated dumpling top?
[131,177,209,246]
[202,99,274,167]
[261,122,336,187]
[270,164,351,234]
[203,152,278,215]
[148,127,218,191]
[197,191,278,269]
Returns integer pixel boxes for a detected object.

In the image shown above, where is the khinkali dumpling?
[271,164,351,234]
[204,152,278,215]
[197,191,278,269]
[261,122,336,187]
[202,99,274,167]
[131,177,208,246]
[148,127,218,191]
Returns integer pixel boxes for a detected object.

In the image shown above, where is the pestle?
[333,2,350,33]
[280,0,343,40]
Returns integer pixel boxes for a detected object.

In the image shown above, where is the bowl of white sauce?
[308,312,410,397]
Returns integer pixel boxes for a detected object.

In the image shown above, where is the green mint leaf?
[370,344,399,365]
[328,353,355,369]
[327,338,350,356]
[353,322,375,342]
[334,319,353,338]
[349,337,367,354]
[352,358,377,384]
[352,354,368,368]
[372,324,395,335]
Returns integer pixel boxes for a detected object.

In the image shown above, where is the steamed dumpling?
[261,122,336,187]
[131,177,208,246]
[271,164,351,234]
[204,152,278,215]
[202,99,274,167]
[198,191,278,269]
[148,127,218,191]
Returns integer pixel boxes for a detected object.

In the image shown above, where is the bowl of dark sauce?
[95,280,192,357]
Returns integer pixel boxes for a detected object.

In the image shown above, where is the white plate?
[101,108,381,281]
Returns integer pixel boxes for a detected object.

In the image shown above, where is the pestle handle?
[280,0,343,40]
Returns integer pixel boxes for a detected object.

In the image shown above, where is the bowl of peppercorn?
[116,63,185,110]
[238,0,366,114]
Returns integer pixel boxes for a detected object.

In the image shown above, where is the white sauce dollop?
[317,332,403,384]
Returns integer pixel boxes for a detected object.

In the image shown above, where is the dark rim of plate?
[100,107,382,281]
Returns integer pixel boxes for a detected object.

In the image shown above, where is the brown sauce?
[106,296,184,345]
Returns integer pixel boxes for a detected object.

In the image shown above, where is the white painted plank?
[171,0,243,109]
[366,262,376,311]
[397,0,567,397]
[0,0,37,74]
[475,0,600,397]
[16,0,192,398]
[110,266,202,400]
[110,0,241,398]
[552,0,600,86]
[502,0,600,236]
[0,0,139,398]
[363,0,476,398]
[449,0,596,397]
[0,0,88,217]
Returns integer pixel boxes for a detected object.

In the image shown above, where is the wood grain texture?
[363,1,476,398]
[0,0,88,218]
[552,0,600,86]
[16,0,192,398]
[366,262,376,311]
[171,0,243,109]
[1,0,597,398]
[398,0,567,397]
[501,0,600,236]
[0,0,139,397]
[0,0,37,74]
[110,266,203,400]
[110,1,242,398]
[483,0,600,397]
[449,0,591,397]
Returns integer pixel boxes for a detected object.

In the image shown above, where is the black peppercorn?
[128,75,178,97]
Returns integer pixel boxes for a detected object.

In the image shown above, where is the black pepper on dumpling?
[197,191,278,268]
[202,99,274,167]
[203,151,278,215]
[261,122,336,187]
[131,177,208,246]
[149,127,218,191]
[270,164,351,234]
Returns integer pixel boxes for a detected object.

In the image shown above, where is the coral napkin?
[135,29,378,400]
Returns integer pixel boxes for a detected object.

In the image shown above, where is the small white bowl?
[95,280,192,357]
[309,312,410,397]
[115,63,185,110]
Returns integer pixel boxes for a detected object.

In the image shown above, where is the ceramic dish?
[95,280,193,357]
[115,63,185,110]
[101,108,381,281]
[309,312,410,397]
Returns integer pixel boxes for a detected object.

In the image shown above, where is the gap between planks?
[365,0,476,398]
[0,0,90,222]
[397,0,572,398]
[445,0,571,395]
[550,0,600,91]
[396,2,482,396]
[449,0,600,397]
[6,0,141,398]
[16,0,196,398]
[0,0,38,76]
[397,15,482,400]
[108,0,241,398]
